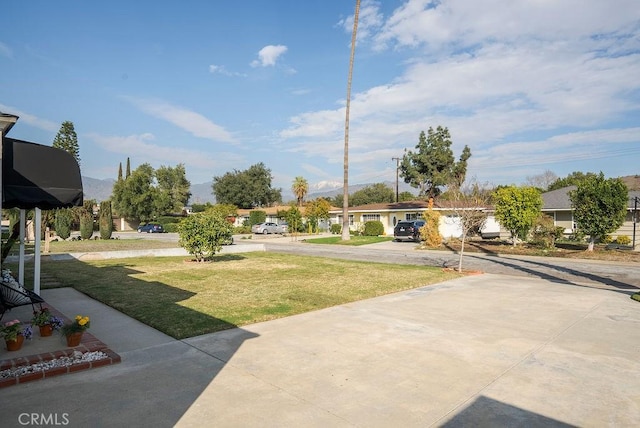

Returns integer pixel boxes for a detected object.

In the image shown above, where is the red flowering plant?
[31,307,64,330]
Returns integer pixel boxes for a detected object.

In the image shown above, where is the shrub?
[330,223,342,234]
[157,216,181,225]
[600,234,613,244]
[530,214,564,249]
[421,208,442,247]
[79,210,94,240]
[99,201,113,240]
[234,225,252,234]
[178,212,234,262]
[54,209,73,240]
[163,223,180,233]
[615,235,631,245]
[249,210,266,226]
[363,220,384,236]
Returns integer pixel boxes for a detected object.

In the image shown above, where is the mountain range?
[81,175,639,205]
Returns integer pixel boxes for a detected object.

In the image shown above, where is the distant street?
[116,231,640,291]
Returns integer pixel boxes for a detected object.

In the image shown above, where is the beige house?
[328,200,495,239]
[541,186,639,245]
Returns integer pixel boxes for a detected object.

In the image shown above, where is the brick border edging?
[0,306,121,388]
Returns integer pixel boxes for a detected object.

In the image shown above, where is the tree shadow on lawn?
[2,257,260,427]
[465,253,639,296]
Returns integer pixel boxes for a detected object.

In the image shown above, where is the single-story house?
[327,200,497,239]
[541,186,640,242]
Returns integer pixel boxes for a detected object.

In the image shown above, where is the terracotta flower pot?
[66,332,83,347]
[39,324,54,337]
[6,334,25,351]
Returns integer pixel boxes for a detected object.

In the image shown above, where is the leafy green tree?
[156,164,191,214]
[191,203,214,213]
[292,176,308,207]
[569,172,628,251]
[350,183,395,206]
[212,163,282,209]
[493,186,542,246]
[52,121,80,167]
[178,211,233,262]
[54,209,73,240]
[99,200,113,240]
[548,171,597,191]
[207,203,238,218]
[304,198,331,233]
[282,205,304,234]
[111,163,158,221]
[399,126,471,197]
[398,191,415,202]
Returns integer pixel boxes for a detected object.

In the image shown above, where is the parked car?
[251,222,287,234]
[137,223,164,233]
[393,220,425,242]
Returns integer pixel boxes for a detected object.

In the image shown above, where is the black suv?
[393,220,425,242]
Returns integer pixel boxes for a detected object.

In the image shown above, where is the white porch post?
[34,208,42,294]
[18,209,26,284]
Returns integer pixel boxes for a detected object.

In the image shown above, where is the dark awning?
[2,138,83,209]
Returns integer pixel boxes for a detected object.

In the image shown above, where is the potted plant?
[1,319,33,351]
[61,315,90,347]
[31,307,64,337]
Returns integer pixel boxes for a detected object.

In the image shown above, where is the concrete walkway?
[1,274,638,427]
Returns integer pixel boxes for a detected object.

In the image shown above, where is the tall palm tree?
[292,176,309,207]
[342,0,360,241]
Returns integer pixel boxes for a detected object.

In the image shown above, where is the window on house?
[405,213,419,220]
[337,215,354,226]
[362,214,380,222]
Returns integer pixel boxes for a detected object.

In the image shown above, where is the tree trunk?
[458,232,466,272]
[587,236,595,251]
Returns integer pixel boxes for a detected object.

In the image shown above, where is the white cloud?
[87,132,244,171]
[0,42,12,58]
[209,64,246,77]
[251,45,288,67]
[0,104,59,132]
[123,97,236,143]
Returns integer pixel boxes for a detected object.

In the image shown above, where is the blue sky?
[1,0,639,195]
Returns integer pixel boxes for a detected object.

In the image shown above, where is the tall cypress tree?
[117,162,123,181]
[126,157,131,178]
[53,121,80,167]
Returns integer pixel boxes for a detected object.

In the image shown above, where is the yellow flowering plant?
[61,315,91,336]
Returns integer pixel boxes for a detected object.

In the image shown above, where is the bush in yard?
[530,214,564,249]
[249,210,266,226]
[615,235,631,245]
[234,225,251,234]
[163,223,180,233]
[421,204,442,247]
[178,212,234,262]
[99,201,113,240]
[330,223,341,234]
[54,209,73,240]
[363,220,384,236]
[79,210,94,240]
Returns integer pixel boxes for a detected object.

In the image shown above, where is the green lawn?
[304,235,394,246]
[18,252,459,339]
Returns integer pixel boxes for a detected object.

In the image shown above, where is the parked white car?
[251,222,287,234]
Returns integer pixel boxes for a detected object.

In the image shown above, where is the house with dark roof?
[541,186,640,244]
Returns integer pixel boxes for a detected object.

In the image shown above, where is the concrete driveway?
[175,273,639,427]
[3,239,638,427]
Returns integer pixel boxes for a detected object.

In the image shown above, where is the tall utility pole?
[392,157,400,202]
[633,196,638,250]
[341,0,360,241]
